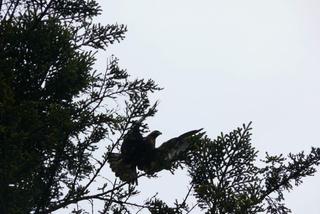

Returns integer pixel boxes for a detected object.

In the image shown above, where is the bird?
[108,123,203,184]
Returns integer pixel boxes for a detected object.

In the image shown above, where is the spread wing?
[108,153,138,184]
[141,129,204,174]
[108,122,144,184]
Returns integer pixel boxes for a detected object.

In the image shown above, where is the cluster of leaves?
[0,0,160,213]
[186,123,320,214]
[147,198,184,214]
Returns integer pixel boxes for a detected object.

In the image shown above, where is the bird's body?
[136,130,162,171]
[120,125,145,166]
[108,124,202,184]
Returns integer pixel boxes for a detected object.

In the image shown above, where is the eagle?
[108,123,202,184]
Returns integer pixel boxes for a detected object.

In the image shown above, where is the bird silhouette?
[108,122,203,184]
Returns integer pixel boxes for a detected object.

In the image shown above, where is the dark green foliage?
[148,199,183,214]
[186,123,320,214]
[0,0,159,213]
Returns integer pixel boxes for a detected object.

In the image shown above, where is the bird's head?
[149,130,162,138]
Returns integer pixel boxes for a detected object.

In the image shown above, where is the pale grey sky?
[94,1,320,213]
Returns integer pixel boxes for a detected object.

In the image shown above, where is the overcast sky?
[95,1,320,213]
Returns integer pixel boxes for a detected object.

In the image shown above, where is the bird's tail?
[107,153,138,184]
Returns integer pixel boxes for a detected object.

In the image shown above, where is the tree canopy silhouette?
[1,1,320,214]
